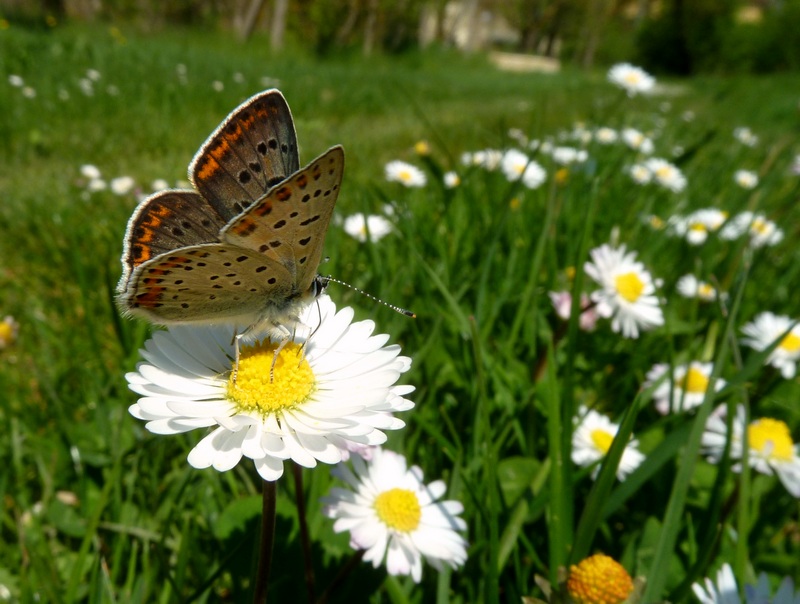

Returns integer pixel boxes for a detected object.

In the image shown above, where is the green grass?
[1,18,800,603]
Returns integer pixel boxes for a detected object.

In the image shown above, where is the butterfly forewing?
[123,244,295,323]
[119,191,228,285]
[190,89,300,221]
[220,145,344,293]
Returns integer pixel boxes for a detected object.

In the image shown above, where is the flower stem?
[292,462,316,603]
[253,479,277,604]
[315,550,366,604]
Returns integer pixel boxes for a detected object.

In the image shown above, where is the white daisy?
[741,312,800,379]
[672,208,728,245]
[734,169,758,189]
[720,211,783,248]
[8,74,24,87]
[733,127,759,147]
[80,164,102,180]
[385,160,427,187]
[702,404,800,497]
[342,213,393,243]
[644,157,687,192]
[461,149,503,171]
[645,361,725,415]
[622,128,654,154]
[694,562,800,604]
[594,127,618,144]
[584,243,664,338]
[0,315,19,349]
[126,295,415,482]
[676,274,719,302]
[550,146,588,165]
[322,448,467,583]
[151,178,170,192]
[110,175,136,195]
[500,149,546,189]
[443,171,460,189]
[607,63,656,96]
[572,407,644,480]
[629,163,653,185]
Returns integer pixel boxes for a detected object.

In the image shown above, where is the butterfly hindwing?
[120,243,295,324]
[190,89,300,222]
[220,145,344,292]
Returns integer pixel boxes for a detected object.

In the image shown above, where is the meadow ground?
[1,20,800,603]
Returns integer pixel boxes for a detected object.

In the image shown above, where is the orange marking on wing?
[196,156,222,181]
[135,285,166,307]
[275,186,292,201]
[296,174,308,188]
[231,219,256,236]
[253,201,273,216]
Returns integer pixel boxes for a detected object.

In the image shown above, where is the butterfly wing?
[118,190,228,289]
[119,243,295,325]
[220,145,344,294]
[190,89,300,221]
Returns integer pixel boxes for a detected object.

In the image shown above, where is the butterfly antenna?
[324,276,416,318]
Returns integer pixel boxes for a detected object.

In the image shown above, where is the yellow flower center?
[399,169,413,183]
[615,272,645,302]
[655,166,672,180]
[623,73,640,85]
[751,218,769,235]
[414,140,430,156]
[649,215,665,229]
[509,197,521,211]
[374,488,421,532]
[227,341,315,416]
[679,366,709,394]
[747,419,795,462]
[590,429,614,454]
[779,331,800,354]
[555,167,570,184]
[698,283,715,299]
[0,321,16,347]
[565,266,577,280]
[689,222,707,233]
[566,554,634,604]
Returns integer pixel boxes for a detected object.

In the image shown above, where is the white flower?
[676,274,719,302]
[86,68,101,81]
[584,244,664,338]
[78,78,94,96]
[702,405,800,497]
[21,86,36,99]
[110,175,135,195]
[443,171,460,188]
[8,74,23,87]
[734,169,758,189]
[212,80,224,92]
[733,127,758,147]
[80,164,102,180]
[671,208,728,245]
[500,149,546,189]
[645,361,725,415]
[87,178,107,192]
[151,179,170,192]
[385,160,427,187]
[322,448,467,583]
[720,212,783,248]
[741,312,800,379]
[629,163,652,185]
[343,213,393,243]
[621,128,654,154]
[550,146,588,165]
[693,563,800,604]
[607,63,655,96]
[644,157,687,192]
[461,149,503,170]
[572,407,644,480]
[126,295,415,482]
[594,127,618,144]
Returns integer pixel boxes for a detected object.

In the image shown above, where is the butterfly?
[117,89,344,350]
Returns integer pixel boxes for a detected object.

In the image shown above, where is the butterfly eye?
[311,275,330,297]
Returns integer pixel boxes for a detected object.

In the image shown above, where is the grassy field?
[1,19,800,603]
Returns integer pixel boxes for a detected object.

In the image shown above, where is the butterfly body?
[117,90,343,342]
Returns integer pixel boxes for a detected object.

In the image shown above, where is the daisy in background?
[594,127,618,145]
[548,291,598,332]
[733,169,758,189]
[500,149,547,189]
[126,295,414,482]
[741,311,800,379]
[322,448,467,583]
[385,160,427,187]
[0,316,19,349]
[702,404,800,497]
[572,406,644,480]
[645,361,725,415]
[461,148,503,171]
[621,127,654,154]
[693,562,800,604]
[671,208,728,245]
[607,63,655,96]
[733,126,759,147]
[110,175,136,196]
[342,213,393,243]
[719,211,783,248]
[443,171,460,188]
[629,163,653,185]
[643,157,687,192]
[550,146,588,166]
[584,243,664,339]
[676,274,721,302]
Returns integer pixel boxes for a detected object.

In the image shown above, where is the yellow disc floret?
[615,272,645,303]
[374,488,422,533]
[680,366,709,394]
[748,418,795,462]
[591,429,614,454]
[227,341,315,416]
[567,554,634,604]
